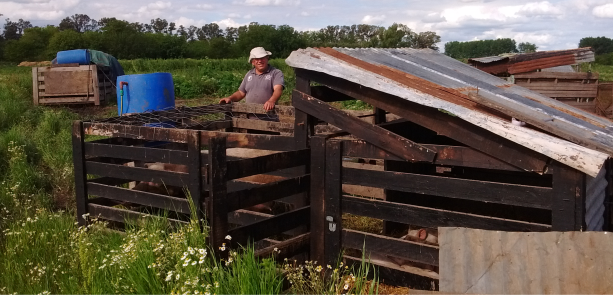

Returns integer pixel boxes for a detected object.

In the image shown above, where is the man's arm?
[219,90,246,104]
[263,85,283,111]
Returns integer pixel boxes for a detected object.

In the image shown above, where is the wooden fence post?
[310,136,326,264]
[72,121,88,226]
[294,75,314,149]
[187,131,203,222]
[209,136,228,260]
[552,161,585,231]
[324,139,342,266]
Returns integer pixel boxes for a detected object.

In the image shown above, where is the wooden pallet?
[32,64,115,106]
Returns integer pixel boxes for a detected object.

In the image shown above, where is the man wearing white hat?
[219,47,285,115]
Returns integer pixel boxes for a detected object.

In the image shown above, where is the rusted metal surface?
[439,227,613,294]
[468,48,595,75]
[285,47,610,177]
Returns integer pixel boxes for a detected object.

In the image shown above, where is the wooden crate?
[514,71,599,113]
[32,64,115,106]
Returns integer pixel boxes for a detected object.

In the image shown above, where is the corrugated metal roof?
[468,48,594,75]
[467,55,508,64]
[586,167,607,231]
[439,227,613,293]
[286,47,611,177]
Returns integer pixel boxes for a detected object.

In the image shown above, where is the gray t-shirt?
[238,66,284,104]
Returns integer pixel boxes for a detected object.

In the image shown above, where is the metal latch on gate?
[326,216,336,232]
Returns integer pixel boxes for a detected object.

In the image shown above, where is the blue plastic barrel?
[56,49,90,65]
[116,72,175,116]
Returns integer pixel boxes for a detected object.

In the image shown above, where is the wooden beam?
[230,102,295,117]
[228,206,310,246]
[88,203,188,227]
[87,183,191,214]
[232,118,294,134]
[343,195,551,232]
[295,69,549,173]
[324,140,343,266]
[85,161,189,187]
[343,167,552,209]
[342,229,438,266]
[188,131,204,221]
[310,85,356,102]
[551,161,586,230]
[226,176,310,211]
[294,75,314,149]
[72,121,88,226]
[225,149,309,180]
[293,90,437,163]
[254,233,309,260]
[209,136,229,260]
[84,142,190,165]
[310,136,326,263]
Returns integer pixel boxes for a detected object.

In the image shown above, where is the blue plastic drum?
[116,73,175,116]
[56,49,90,65]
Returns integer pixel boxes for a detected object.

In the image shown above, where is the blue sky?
[1,0,612,51]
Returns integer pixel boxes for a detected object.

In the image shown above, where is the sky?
[1,0,612,51]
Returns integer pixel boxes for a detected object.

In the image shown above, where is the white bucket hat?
[248,47,272,63]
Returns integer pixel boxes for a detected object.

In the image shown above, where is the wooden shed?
[285,47,613,287]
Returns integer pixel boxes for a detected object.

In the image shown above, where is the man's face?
[251,56,269,72]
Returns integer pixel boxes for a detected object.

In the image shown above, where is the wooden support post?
[310,136,326,264]
[209,136,229,259]
[187,131,203,222]
[324,140,342,266]
[32,67,39,106]
[374,108,386,125]
[552,161,585,231]
[72,121,88,226]
[294,75,314,149]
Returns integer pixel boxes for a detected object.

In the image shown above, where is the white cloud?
[0,0,80,20]
[516,1,563,17]
[228,13,241,18]
[300,11,310,16]
[243,14,251,19]
[593,3,613,18]
[422,13,446,23]
[234,0,300,6]
[177,3,214,12]
[361,14,386,24]
[137,1,171,13]
[173,16,208,27]
[214,18,248,29]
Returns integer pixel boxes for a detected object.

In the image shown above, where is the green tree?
[579,36,613,55]
[48,29,86,52]
[3,26,57,61]
[517,42,538,53]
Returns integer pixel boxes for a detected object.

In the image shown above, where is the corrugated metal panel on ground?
[286,48,611,177]
[586,167,607,231]
[439,227,613,294]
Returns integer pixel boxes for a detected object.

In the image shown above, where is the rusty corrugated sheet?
[468,48,594,75]
[439,227,613,294]
[586,167,607,231]
[286,47,611,177]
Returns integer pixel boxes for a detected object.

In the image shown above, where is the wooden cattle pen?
[73,47,613,290]
[33,64,115,106]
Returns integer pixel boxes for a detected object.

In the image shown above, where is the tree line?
[444,38,538,59]
[0,14,441,62]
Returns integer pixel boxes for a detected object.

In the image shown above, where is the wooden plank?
[226,149,309,180]
[39,97,96,104]
[88,203,188,227]
[84,123,190,142]
[230,102,295,117]
[32,67,39,106]
[254,233,310,260]
[44,70,92,94]
[344,255,439,286]
[294,75,314,149]
[343,168,552,209]
[85,161,189,187]
[228,206,310,246]
[84,142,190,165]
[202,131,297,151]
[343,195,551,231]
[324,140,343,266]
[295,69,549,173]
[37,65,91,73]
[87,182,191,214]
[232,118,294,134]
[514,72,599,79]
[187,131,204,221]
[551,161,585,230]
[88,177,132,186]
[529,90,598,98]
[293,90,436,163]
[310,136,326,263]
[72,121,88,226]
[91,65,100,106]
[342,140,528,172]
[515,82,598,90]
[226,175,309,211]
[343,229,439,266]
[208,136,229,259]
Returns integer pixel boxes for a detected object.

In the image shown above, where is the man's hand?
[263,100,276,111]
[219,97,232,104]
